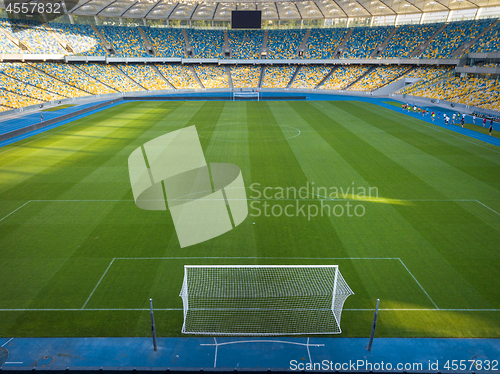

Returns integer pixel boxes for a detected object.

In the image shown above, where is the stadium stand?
[0,62,86,98]
[469,21,500,53]
[187,29,224,58]
[0,20,23,53]
[0,87,41,108]
[457,78,500,109]
[119,64,172,91]
[231,65,261,88]
[193,65,229,88]
[97,26,149,57]
[397,66,450,82]
[475,62,500,68]
[0,104,11,112]
[156,64,200,89]
[0,20,499,115]
[304,28,348,59]
[49,23,106,56]
[422,19,495,58]
[349,65,409,91]
[228,30,263,59]
[0,18,66,54]
[320,65,370,90]
[291,65,331,89]
[397,67,452,95]
[74,63,140,93]
[381,23,442,58]
[261,65,296,88]
[30,62,115,95]
[408,75,500,110]
[340,26,393,59]
[142,27,185,58]
[409,76,472,100]
[0,67,63,102]
[480,91,500,111]
[266,29,306,59]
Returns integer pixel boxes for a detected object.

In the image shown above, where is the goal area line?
[2,256,493,312]
[0,308,499,312]
[2,198,499,224]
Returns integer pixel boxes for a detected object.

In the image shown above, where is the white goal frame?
[179,265,354,336]
[232,91,260,101]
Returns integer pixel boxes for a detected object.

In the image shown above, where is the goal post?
[179,265,354,336]
[232,91,260,101]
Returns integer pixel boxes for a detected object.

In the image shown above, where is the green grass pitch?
[0,100,499,338]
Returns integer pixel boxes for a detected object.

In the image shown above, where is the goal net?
[232,91,260,101]
[179,265,354,336]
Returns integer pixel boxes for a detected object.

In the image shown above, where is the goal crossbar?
[179,265,353,336]
[184,265,339,268]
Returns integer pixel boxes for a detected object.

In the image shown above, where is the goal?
[232,91,260,101]
[179,265,354,336]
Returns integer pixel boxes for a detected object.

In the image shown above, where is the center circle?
[197,124,301,142]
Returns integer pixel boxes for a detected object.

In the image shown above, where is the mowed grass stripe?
[371,103,500,158]
[0,102,187,311]
[194,101,259,258]
[81,101,235,312]
[296,101,497,310]
[348,101,500,190]
[246,101,352,260]
[0,102,169,201]
[325,102,500,201]
[269,101,442,313]
[0,101,499,338]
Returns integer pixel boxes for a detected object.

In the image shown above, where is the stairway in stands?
[452,19,500,58]
[333,28,353,58]
[370,26,398,58]
[410,23,447,58]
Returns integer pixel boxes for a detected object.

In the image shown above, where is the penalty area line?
[81,259,115,309]
[0,201,31,223]
[475,200,500,216]
[113,257,399,260]
[398,258,439,310]
[0,308,183,311]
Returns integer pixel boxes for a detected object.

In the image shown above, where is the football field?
[0,100,499,338]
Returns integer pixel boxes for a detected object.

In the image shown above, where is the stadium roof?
[1,0,499,21]
[62,0,500,20]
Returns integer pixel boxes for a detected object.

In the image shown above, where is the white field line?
[214,337,218,368]
[0,201,30,223]
[114,257,398,260]
[4,362,23,364]
[0,257,494,312]
[0,308,498,312]
[200,337,324,367]
[26,198,479,202]
[398,258,439,309]
[306,337,312,365]
[345,308,500,311]
[475,200,500,216]
[81,259,115,309]
[1,199,498,313]
[0,256,463,313]
[1,338,13,347]
[200,339,324,348]
[0,308,182,311]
